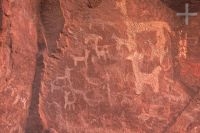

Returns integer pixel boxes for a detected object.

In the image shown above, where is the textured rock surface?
[0,0,200,133]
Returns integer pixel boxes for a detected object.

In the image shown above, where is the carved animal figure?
[64,91,76,110]
[71,49,90,67]
[126,51,162,94]
[84,33,105,59]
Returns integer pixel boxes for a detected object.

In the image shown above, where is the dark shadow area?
[24,42,45,133]
[40,0,64,54]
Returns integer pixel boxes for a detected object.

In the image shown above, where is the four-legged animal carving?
[126,51,162,94]
[64,91,77,110]
[71,49,90,67]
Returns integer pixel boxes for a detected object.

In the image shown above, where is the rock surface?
[0,0,200,133]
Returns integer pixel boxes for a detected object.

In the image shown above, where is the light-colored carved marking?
[111,33,133,51]
[102,72,112,106]
[67,27,83,45]
[132,21,171,64]
[85,34,103,58]
[85,33,110,60]
[50,67,72,93]
[50,76,66,93]
[12,95,27,109]
[115,0,127,16]
[148,39,168,64]
[138,107,166,122]
[115,0,171,65]
[70,49,90,68]
[64,91,76,110]
[178,33,187,59]
[51,66,100,110]
[126,51,162,94]
[87,19,115,31]
[84,33,103,46]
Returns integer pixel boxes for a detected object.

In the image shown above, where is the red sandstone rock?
[0,0,200,133]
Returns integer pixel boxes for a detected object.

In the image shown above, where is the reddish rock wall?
[0,0,200,133]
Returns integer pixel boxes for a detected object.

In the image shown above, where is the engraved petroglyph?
[115,0,172,65]
[67,26,84,45]
[84,33,110,60]
[51,66,100,110]
[126,51,162,94]
[132,21,171,64]
[70,49,90,67]
[178,34,187,59]
[102,72,112,106]
[50,67,72,93]
[111,33,133,51]
[84,33,103,46]
[12,95,27,109]
[115,0,127,16]
[64,91,76,110]
[87,19,115,31]
[50,76,66,93]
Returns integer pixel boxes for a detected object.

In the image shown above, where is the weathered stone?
[0,0,200,132]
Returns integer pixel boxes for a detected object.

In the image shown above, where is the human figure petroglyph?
[126,51,162,94]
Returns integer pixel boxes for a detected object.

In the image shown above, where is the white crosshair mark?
[176,3,198,25]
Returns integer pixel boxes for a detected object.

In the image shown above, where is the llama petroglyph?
[111,33,133,51]
[84,33,110,60]
[84,33,103,47]
[132,21,171,64]
[70,49,90,67]
[115,0,172,65]
[126,51,162,94]
[64,91,76,110]
[50,67,72,93]
[51,66,100,110]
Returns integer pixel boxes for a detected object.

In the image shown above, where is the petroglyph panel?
[38,0,199,132]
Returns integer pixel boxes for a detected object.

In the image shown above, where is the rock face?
[0,0,200,133]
